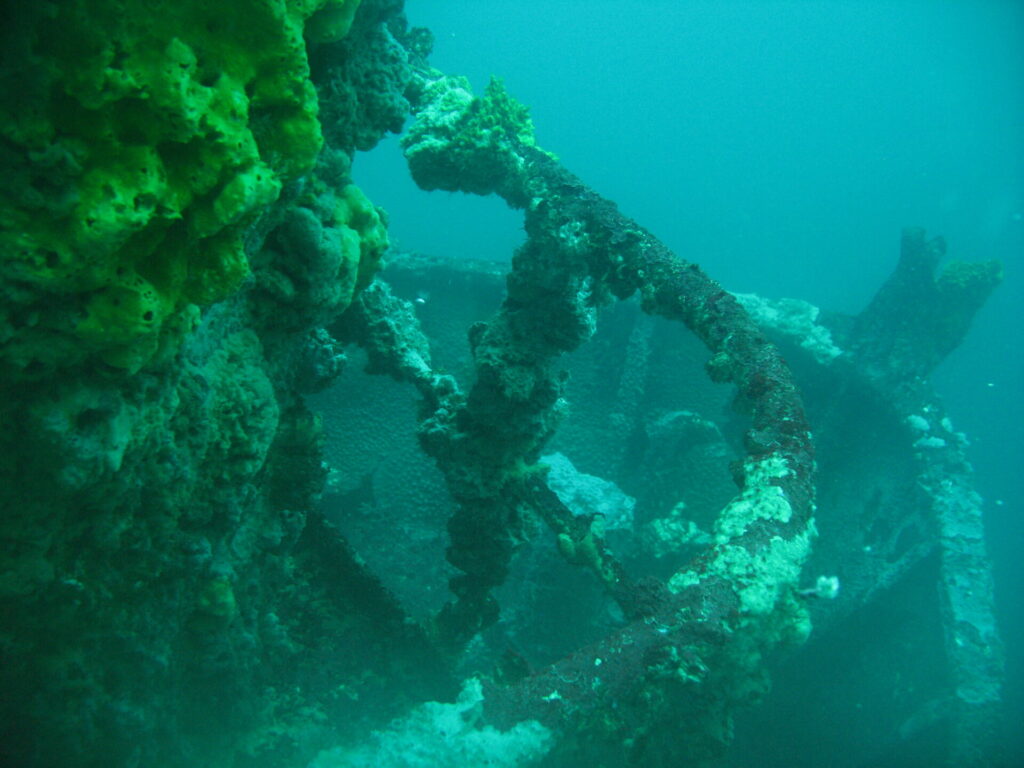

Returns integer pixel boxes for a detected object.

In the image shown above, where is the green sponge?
[0,0,362,377]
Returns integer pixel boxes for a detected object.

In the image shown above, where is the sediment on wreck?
[335,233,1005,766]
[344,62,1002,765]
[335,67,817,764]
[829,231,1005,767]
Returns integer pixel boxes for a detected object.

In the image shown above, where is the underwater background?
[355,1,1024,760]
[1,0,1020,765]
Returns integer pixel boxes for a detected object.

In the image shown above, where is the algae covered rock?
[0,2,423,766]
[0,0,362,377]
[250,152,388,331]
[402,76,550,208]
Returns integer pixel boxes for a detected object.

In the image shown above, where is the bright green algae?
[0,0,363,375]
